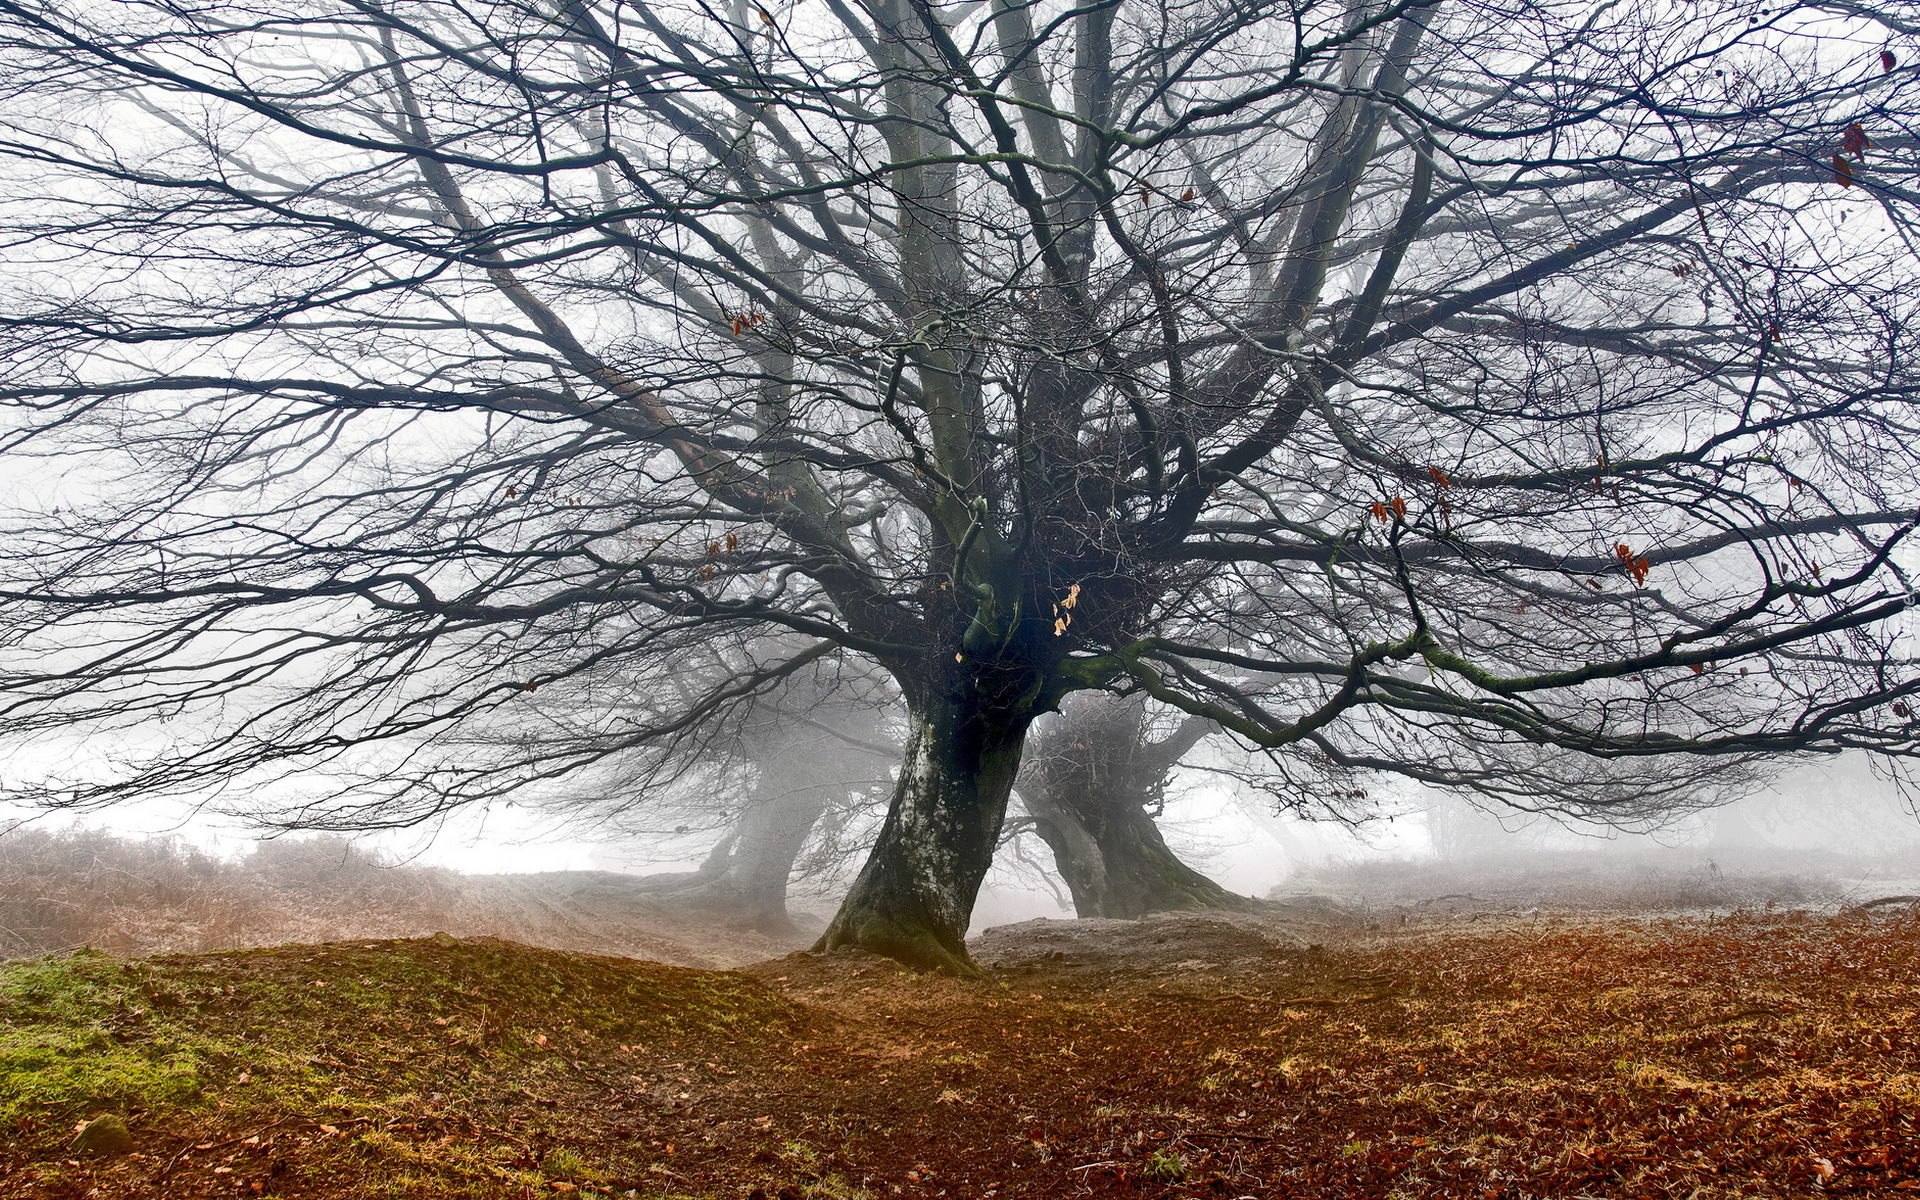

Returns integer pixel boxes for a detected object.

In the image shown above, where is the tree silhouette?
[626,670,900,934]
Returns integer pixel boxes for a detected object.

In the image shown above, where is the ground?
[2,908,1917,1199]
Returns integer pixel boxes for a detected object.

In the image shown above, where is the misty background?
[7,745,1916,966]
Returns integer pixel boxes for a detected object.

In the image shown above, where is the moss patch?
[0,951,218,1126]
[1,934,797,1192]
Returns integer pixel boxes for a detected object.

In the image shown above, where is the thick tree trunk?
[1020,695,1253,919]
[727,785,832,933]
[1022,786,1108,916]
[816,687,1031,974]
[1024,781,1252,918]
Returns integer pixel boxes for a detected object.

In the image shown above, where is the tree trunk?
[1022,785,1108,916]
[1024,781,1252,918]
[630,680,895,934]
[638,786,830,934]
[816,687,1031,974]
[627,772,833,935]
[727,784,831,933]
[1020,694,1253,919]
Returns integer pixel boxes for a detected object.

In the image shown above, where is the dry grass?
[0,828,810,968]
[0,828,464,960]
[1281,846,1876,914]
[5,912,1918,1199]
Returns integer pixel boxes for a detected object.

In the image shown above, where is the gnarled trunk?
[816,684,1032,974]
[1024,782,1250,918]
[1021,694,1252,919]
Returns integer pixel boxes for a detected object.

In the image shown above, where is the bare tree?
[625,672,900,934]
[0,0,1918,973]
[1019,693,1249,918]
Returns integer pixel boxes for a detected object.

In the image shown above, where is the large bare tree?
[1,0,1917,971]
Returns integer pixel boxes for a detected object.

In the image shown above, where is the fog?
[8,746,1914,964]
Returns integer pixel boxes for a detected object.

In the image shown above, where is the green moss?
[0,935,796,1153]
[0,951,218,1124]
[1142,1148,1188,1182]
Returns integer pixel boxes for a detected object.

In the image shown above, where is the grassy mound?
[1,935,798,1196]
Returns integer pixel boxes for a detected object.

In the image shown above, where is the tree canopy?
[0,0,1917,969]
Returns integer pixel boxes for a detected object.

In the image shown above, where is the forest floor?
[4,906,1919,1199]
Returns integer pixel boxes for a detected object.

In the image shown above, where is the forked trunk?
[816,688,1031,974]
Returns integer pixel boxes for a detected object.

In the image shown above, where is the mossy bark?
[816,683,1032,975]
[1020,694,1252,919]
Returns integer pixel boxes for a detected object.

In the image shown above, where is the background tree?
[624,669,901,934]
[1019,693,1249,918]
[0,0,1918,973]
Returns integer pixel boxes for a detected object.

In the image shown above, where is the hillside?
[4,908,1919,1198]
[0,831,810,968]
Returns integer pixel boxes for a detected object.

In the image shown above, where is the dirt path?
[4,909,1918,1199]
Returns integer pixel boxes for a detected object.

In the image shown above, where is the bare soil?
[5,904,1919,1199]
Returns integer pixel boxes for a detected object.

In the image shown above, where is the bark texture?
[817,679,1033,974]
[1020,694,1254,919]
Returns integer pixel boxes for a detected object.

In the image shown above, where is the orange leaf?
[1689,663,1704,675]
[1180,187,1196,201]
[1389,496,1407,519]
[1842,123,1871,157]
[1427,466,1452,488]
[1833,154,1854,186]
[1369,502,1389,522]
